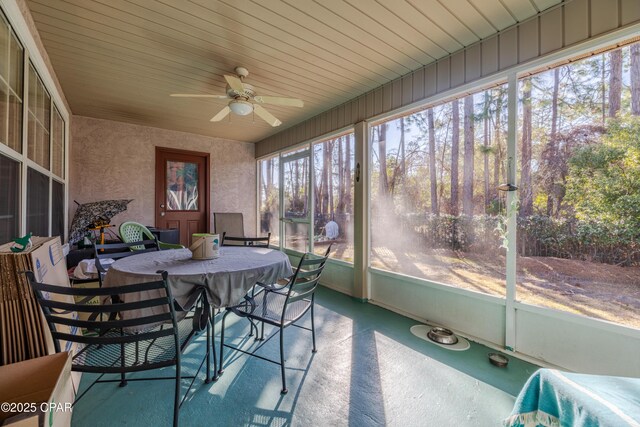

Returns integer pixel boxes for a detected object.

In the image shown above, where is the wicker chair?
[119,221,184,250]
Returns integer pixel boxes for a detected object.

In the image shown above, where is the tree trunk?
[337,136,345,214]
[608,49,623,118]
[494,91,503,191]
[345,136,352,213]
[378,123,389,198]
[328,141,334,217]
[483,93,490,213]
[322,141,330,216]
[400,117,406,183]
[631,44,640,115]
[547,67,560,216]
[302,157,308,215]
[451,100,460,216]
[427,109,438,215]
[463,95,474,217]
[266,158,272,191]
[294,160,300,212]
[520,78,533,217]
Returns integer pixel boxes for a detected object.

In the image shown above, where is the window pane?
[258,155,280,247]
[166,161,198,211]
[0,154,20,244]
[0,14,22,154]
[27,64,50,170]
[313,134,355,262]
[516,43,640,329]
[51,180,64,241]
[0,84,7,150]
[9,31,23,95]
[0,12,8,83]
[51,106,64,178]
[370,86,508,296]
[285,222,308,253]
[8,91,22,153]
[27,167,49,236]
[283,156,309,219]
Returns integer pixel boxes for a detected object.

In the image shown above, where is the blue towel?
[505,369,640,427]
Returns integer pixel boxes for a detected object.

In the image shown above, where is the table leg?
[205,315,211,383]
[210,304,219,381]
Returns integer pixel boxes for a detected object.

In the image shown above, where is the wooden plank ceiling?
[27,0,560,143]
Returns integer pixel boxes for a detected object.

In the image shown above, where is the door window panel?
[166,161,199,211]
[282,155,310,252]
[283,156,309,219]
[285,222,309,253]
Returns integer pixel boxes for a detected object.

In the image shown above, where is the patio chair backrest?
[282,247,331,321]
[93,239,160,286]
[119,221,156,250]
[213,213,244,245]
[221,232,271,248]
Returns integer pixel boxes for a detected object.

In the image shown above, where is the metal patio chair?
[221,232,271,248]
[26,270,211,427]
[213,212,245,245]
[93,239,160,287]
[217,247,331,394]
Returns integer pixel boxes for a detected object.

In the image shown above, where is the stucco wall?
[70,116,256,237]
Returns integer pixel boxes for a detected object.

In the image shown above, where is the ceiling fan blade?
[254,96,304,108]
[210,106,231,122]
[253,104,282,127]
[170,94,229,99]
[224,75,245,93]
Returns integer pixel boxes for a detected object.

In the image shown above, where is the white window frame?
[256,23,640,351]
[0,1,70,243]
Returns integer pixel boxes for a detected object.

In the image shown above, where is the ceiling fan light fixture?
[229,99,253,116]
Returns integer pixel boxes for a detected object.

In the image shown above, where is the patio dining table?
[103,246,293,326]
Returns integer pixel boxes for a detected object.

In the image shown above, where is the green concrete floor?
[71,286,538,426]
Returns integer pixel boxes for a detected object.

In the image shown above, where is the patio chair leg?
[279,327,287,394]
[260,321,265,341]
[311,301,317,353]
[173,358,181,427]
[119,340,127,387]
[218,311,230,375]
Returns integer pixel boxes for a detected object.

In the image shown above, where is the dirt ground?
[318,240,640,330]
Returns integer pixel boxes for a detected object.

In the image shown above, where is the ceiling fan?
[170,66,304,127]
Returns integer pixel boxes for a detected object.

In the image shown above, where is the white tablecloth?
[103,247,292,325]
